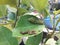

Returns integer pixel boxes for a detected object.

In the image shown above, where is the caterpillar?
[20,30,36,35]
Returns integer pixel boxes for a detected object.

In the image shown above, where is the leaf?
[7,12,16,22]
[56,17,60,26]
[53,10,60,15]
[56,39,60,45]
[30,0,48,12]
[13,15,45,37]
[43,8,49,18]
[0,26,18,45]
[55,32,60,39]
[0,5,7,18]
[25,32,42,45]
[7,6,17,13]
[21,0,30,7]
[46,38,56,45]
[0,0,17,7]
[18,8,28,15]
[16,15,44,27]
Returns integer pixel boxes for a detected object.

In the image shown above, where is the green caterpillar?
[28,17,43,25]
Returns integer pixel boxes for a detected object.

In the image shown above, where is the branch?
[14,0,20,27]
[44,15,56,43]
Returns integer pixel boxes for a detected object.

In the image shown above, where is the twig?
[44,15,56,44]
[14,0,20,27]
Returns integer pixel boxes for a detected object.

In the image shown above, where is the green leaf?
[26,32,42,45]
[55,32,60,39]
[56,39,60,45]
[21,0,30,7]
[7,12,16,22]
[30,0,48,12]
[0,0,17,7]
[0,26,18,45]
[18,8,28,15]
[43,8,49,18]
[0,5,7,18]
[16,15,44,27]
[56,17,60,26]
[13,15,45,37]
